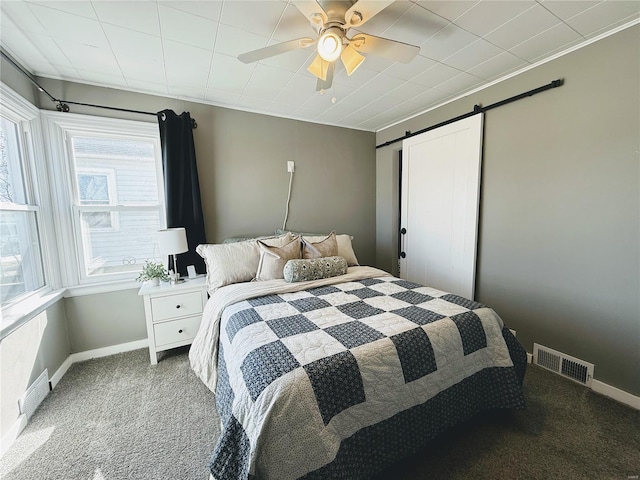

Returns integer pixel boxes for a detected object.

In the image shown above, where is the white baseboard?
[0,414,27,457]
[50,355,73,389]
[592,380,640,410]
[69,338,148,363]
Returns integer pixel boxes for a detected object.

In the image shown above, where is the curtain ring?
[160,112,166,121]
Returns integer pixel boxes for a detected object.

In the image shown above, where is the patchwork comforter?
[189,267,526,480]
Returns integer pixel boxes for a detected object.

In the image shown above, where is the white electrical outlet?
[287,161,295,173]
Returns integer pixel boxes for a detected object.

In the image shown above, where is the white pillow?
[302,233,359,266]
[196,233,292,292]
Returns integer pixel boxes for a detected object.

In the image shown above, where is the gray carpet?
[1,348,638,480]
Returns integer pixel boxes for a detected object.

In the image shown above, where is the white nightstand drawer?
[151,291,203,322]
[154,316,201,348]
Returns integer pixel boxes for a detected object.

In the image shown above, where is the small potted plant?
[136,260,170,286]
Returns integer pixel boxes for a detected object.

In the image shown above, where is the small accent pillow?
[302,233,359,266]
[302,231,338,259]
[255,236,302,281]
[197,233,292,292]
[283,256,348,283]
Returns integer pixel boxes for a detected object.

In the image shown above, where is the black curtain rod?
[376,79,564,149]
[1,48,197,128]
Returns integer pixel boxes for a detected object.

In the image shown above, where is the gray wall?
[31,77,375,352]
[376,25,639,396]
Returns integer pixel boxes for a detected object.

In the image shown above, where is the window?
[43,113,166,287]
[0,103,46,308]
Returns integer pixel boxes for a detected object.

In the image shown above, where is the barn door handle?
[399,227,407,260]
[400,228,407,235]
[400,251,406,258]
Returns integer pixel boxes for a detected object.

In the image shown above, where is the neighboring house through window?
[43,112,166,288]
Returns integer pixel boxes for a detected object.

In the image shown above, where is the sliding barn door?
[399,114,484,299]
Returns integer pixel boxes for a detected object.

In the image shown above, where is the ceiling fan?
[238,0,420,91]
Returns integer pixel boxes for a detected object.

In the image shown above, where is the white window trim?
[0,83,62,339]
[41,111,166,294]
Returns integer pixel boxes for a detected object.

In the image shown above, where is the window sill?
[1,288,67,340]
[64,279,141,297]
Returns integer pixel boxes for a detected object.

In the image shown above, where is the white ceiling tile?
[214,23,270,58]
[272,3,317,42]
[510,22,583,62]
[236,95,274,111]
[412,62,461,88]
[159,5,217,51]
[563,1,640,37]
[93,0,160,36]
[3,28,74,69]
[380,4,449,47]
[485,4,562,50]
[383,54,438,81]
[163,40,213,87]
[540,1,601,21]
[28,3,109,48]
[27,0,98,19]
[432,71,484,94]
[441,38,503,71]
[167,84,206,99]
[54,38,120,73]
[205,88,241,105]
[259,43,315,73]
[416,0,480,22]
[118,55,165,82]
[420,23,480,62]
[208,53,256,94]
[0,27,60,74]
[161,1,224,22]
[220,1,286,37]
[242,63,294,98]
[353,0,414,37]
[103,24,163,62]
[334,65,379,87]
[453,1,536,37]
[385,80,429,102]
[1,1,48,35]
[273,73,318,105]
[127,79,168,95]
[468,51,528,80]
[358,53,396,73]
[75,68,127,87]
[355,73,406,98]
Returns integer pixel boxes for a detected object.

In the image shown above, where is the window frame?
[0,83,61,338]
[41,111,166,294]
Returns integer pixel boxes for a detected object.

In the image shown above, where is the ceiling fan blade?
[316,62,335,91]
[350,33,419,63]
[291,0,327,28]
[238,37,315,64]
[345,0,394,27]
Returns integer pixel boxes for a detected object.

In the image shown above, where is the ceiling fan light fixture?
[341,44,365,76]
[307,54,329,81]
[317,27,343,62]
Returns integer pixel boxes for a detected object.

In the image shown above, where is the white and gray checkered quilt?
[190,267,526,480]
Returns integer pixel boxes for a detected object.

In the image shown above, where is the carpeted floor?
[1,347,638,480]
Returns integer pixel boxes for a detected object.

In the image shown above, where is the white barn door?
[399,114,484,299]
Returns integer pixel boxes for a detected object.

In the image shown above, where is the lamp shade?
[157,227,188,255]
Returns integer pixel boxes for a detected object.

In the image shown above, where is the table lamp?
[158,227,188,284]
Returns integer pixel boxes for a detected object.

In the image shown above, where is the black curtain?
[157,109,206,275]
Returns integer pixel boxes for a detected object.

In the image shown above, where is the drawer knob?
[175,304,181,309]
[178,329,183,334]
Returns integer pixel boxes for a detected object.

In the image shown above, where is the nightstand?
[138,276,208,364]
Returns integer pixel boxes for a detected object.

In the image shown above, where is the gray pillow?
[283,256,348,283]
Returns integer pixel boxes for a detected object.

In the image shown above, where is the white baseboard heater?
[18,369,50,419]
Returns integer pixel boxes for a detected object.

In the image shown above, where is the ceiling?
[1,1,638,131]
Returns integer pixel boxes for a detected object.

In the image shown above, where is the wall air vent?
[18,369,50,419]
[533,344,594,387]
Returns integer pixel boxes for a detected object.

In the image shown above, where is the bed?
[189,233,527,480]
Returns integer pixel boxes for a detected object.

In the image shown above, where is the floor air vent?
[18,369,50,419]
[533,344,593,387]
